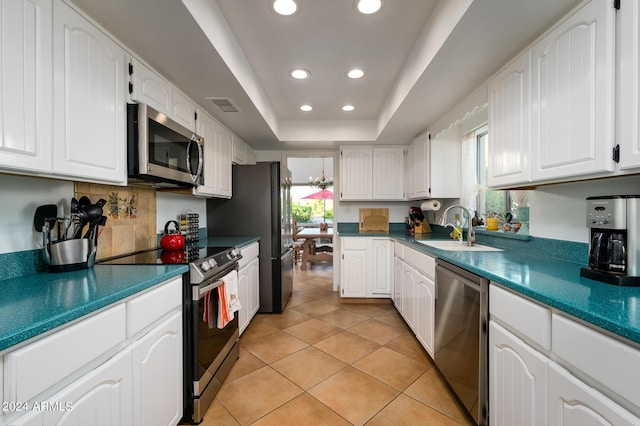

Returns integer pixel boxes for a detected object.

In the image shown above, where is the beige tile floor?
[203,263,474,425]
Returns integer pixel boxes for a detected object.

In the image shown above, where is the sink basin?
[417,240,503,252]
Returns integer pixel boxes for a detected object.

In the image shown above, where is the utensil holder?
[45,239,97,273]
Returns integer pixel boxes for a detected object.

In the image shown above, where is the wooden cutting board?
[359,208,389,233]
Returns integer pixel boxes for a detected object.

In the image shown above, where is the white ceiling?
[71,0,581,151]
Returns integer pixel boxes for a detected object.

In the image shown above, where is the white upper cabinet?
[232,135,247,164]
[340,147,373,200]
[406,131,459,200]
[129,57,197,132]
[340,146,404,201]
[530,0,616,182]
[193,111,232,198]
[171,88,197,132]
[0,0,53,175]
[129,57,171,117]
[488,51,531,188]
[372,148,404,200]
[619,0,640,170]
[52,0,127,184]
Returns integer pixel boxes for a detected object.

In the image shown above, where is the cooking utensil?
[160,220,185,250]
[34,204,58,233]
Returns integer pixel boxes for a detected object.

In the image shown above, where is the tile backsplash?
[74,183,156,259]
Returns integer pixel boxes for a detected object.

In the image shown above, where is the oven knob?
[201,262,211,272]
[207,259,218,269]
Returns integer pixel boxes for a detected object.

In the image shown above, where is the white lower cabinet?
[489,321,548,426]
[490,284,640,425]
[414,274,435,357]
[393,243,435,358]
[9,348,133,426]
[238,242,260,335]
[340,237,392,298]
[131,311,182,426]
[548,362,639,426]
[3,277,182,426]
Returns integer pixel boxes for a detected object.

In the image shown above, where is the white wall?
[156,192,206,234]
[529,175,640,243]
[1,175,73,254]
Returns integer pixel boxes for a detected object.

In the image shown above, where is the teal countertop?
[0,236,259,353]
[339,227,640,346]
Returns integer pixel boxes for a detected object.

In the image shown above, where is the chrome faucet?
[440,205,476,246]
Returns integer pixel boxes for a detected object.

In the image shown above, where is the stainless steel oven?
[435,259,489,425]
[186,261,240,424]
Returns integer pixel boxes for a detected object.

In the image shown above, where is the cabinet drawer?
[490,285,551,350]
[4,304,126,403]
[403,247,435,278]
[553,313,640,408]
[238,242,259,268]
[127,277,182,337]
[342,237,367,250]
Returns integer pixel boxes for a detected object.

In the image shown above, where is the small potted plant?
[484,212,501,231]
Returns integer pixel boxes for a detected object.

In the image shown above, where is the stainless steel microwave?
[127,103,204,187]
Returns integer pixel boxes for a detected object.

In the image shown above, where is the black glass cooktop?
[99,246,231,265]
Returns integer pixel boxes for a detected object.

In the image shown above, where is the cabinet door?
[340,147,372,200]
[490,321,548,426]
[131,311,182,426]
[401,264,416,330]
[238,264,250,335]
[619,0,640,170]
[415,273,435,357]
[530,0,615,182]
[171,89,197,132]
[409,133,430,200]
[429,128,460,198]
[341,238,368,298]
[372,148,404,200]
[218,126,233,197]
[0,0,52,174]
[193,113,232,198]
[248,257,260,319]
[368,239,393,296]
[10,349,133,426]
[548,362,639,426]
[129,57,171,116]
[232,135,247,165]
[393,257,403,311]
[52,1,126,184]
[488,51,531,187]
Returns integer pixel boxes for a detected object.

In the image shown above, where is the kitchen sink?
[417,240,503,252]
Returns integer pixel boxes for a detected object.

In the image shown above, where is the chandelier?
[309,160,333,190]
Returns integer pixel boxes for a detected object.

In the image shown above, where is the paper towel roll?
[420,200,441,211]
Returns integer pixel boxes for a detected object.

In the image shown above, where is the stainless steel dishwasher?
[435,259,489,426]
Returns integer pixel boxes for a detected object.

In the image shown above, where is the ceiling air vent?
[206,97,241,113]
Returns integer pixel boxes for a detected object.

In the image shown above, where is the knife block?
[413,219,431,234]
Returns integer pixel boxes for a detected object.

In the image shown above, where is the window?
[461,125,511,222]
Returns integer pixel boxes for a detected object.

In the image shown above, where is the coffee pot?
[580,196,640,286]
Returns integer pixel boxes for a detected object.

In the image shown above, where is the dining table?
[297,227,334,270]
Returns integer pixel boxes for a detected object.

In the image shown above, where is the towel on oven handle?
[217,270,241,328]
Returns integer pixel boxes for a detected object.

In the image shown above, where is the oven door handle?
[194,278,223,301]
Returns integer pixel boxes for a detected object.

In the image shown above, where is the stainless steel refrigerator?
[206,162,293,313]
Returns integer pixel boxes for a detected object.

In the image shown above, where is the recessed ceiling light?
[355,0,382,15]
[347,69,364,79]
[290,69,310,79]
[272,0,298,16]
[342,105,355,112]
[300,105,313,112]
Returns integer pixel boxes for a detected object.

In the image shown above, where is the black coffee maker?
[580,195,640,286]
